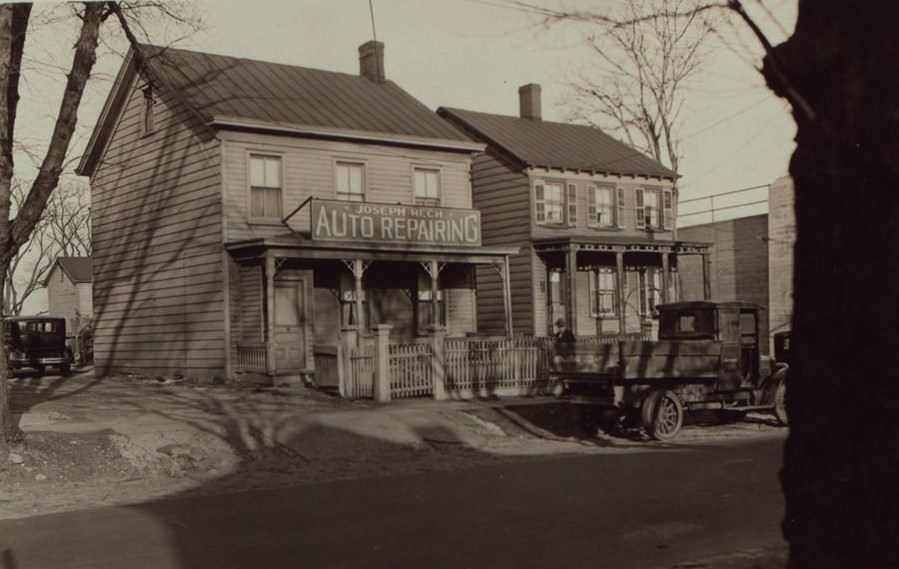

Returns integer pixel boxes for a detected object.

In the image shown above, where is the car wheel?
[641,389,684,441]
[773,378,788,426]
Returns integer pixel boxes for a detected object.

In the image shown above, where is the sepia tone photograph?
[0,1,895,568]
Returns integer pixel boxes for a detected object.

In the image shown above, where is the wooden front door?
[274,279,307,371]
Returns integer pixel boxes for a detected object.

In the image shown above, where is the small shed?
[43,256,93,334]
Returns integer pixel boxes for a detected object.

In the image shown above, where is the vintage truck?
[550,301,789,440]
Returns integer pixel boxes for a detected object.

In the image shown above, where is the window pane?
[250,158,266,187]
[251,188,265,217]
[264,158,280,187]
[544,183,564,223]
[264,188,282,217]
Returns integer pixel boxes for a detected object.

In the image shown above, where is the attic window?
[141,84,156,136]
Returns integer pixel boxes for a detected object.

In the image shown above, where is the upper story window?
[535,181,575,225]
[587,186,616,228]
[249,155,282,219]
[336,162,365,202]
[635,188,674,230]
[141,85,155,136]
[413,168,440,207]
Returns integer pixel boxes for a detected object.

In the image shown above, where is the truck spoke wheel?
[642,390,684,441]
[773,379,788,426]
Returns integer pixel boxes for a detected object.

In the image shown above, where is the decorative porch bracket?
[342,259,372,343]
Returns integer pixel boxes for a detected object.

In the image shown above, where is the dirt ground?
[1,369,788,568]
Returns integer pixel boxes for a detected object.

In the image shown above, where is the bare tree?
[559,0,715,176]
[3,179,91,316]
[0,2,201,442]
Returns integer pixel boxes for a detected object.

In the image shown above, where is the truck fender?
[760,365,788,406]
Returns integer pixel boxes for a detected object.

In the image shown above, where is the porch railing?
[236,343,266,372]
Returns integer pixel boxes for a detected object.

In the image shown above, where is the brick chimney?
[519,83,542,120]
[359,40,385,83]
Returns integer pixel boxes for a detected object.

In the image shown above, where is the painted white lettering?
[315,207,332,237]
[361,216,374,238]
[434,219,447,242]
[394,217,407,240]
[331,210,347,238]
[381,217,393,239]
[465,214,480,243]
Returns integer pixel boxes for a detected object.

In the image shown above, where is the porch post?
[503,255,513,337]
[264,253,276,377]
[616,250,626,335]
[661,252,670,304]
[353,258,365,344]
[429,259,440,330]
[702,253,712,300]
[567,245,578,333]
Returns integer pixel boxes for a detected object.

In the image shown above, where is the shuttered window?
[616,188,626,228]
[249,155,282,219]
[534,183,546,224]
[566,183,577,226]
[588,186,614,228]
[663,189,674,230]
[536,182,564,224]
[636,188,662,229]
[635,188,645,229]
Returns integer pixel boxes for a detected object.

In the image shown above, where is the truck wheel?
[773,378,788,426]
[641,389,684,441]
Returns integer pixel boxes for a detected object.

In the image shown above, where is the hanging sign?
[310,199,481,246]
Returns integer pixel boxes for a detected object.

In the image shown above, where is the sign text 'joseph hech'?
[311,200,481,246]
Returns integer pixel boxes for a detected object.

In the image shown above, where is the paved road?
[0,436,785,569]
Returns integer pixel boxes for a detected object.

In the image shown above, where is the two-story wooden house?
[76,42,514,382]
[439,85,710,337]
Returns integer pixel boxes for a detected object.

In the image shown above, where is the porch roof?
[531,235,710,254]
[225,234,518,264]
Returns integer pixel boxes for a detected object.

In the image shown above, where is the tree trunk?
[765,3,899,568]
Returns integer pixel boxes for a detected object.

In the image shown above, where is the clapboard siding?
[90,74,225,378]
[469,150,533,335]
[46,268,76,322]
[219,131,474,241]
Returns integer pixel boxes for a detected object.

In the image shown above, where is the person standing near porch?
[552,318,575,344]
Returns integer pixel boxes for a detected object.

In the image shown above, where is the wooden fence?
[302,333,653,401]
[344,342,375,399]
[444,337,548,397]
[389,343,434,399]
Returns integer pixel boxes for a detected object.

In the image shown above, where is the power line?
[368,0,378,41]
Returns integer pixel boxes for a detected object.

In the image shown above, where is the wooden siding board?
[91,72,225,378]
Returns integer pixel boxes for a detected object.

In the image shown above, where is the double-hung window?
[249,155,282,219]
[589,268,618,317]
[336,162,365,202]
[535,181,565,225]
[635,187,674,230]
[413,168,440,206]
[587,186,615,228]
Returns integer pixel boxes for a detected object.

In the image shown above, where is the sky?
[17,0,797,312]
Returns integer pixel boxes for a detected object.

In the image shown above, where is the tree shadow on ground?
[6,366,105,435]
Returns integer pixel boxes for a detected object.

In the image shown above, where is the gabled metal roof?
[138,45,474,142]
[77,45,480,176]
[438,107,677,180]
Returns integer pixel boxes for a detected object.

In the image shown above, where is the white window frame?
[248,154,283,221]
[635,187,662,230]
[535,180,565,225]
[587,186,615,228]
[413,167,441,207]
[336,161,366,202]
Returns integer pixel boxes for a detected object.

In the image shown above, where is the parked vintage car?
[3,316,73,376]
[549,301,789,441]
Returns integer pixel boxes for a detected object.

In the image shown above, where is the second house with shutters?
[439,84,711,338]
